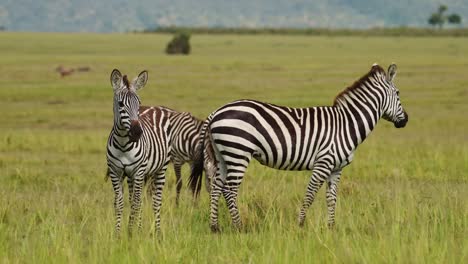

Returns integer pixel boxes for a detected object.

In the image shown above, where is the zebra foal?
[141,105,217,204]
[190,63,409,232]
[106,69,172,237]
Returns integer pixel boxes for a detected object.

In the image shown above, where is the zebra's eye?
[118,101,124,107]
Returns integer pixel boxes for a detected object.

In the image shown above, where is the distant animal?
[106,69,172,237]
[190,63,409,232]
[55,65,74,77]
[140,105,216,205]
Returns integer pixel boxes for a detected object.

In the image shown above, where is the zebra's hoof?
[327,222,335,229]
[151,231,163,241]
[210,224,220,233]
[233,223,243,232]
[298,219,305,228]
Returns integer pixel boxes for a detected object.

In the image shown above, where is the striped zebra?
[189,63,409,232]
[140,105,217,204]
[106,69,172,237]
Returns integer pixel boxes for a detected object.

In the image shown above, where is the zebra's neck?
[111,123,133,146]
[333,83,383,150]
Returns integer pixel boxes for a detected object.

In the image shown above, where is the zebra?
[140,105,217,205]
[106,69,172,237]
[189,63,409,232]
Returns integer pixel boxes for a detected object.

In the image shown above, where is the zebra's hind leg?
[298,162,331,227]
[173,161,183,206]
[203,152,217,194]
[150,171,166,236]
[209,176,224,233]
[109,167,124,238]
[221,160,248,231]
[222,184,242,231]
[326,170,342,228]
[209,144,228,233]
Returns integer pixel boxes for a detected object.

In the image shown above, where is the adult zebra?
[106,69,172,237]
[189,63,408,232]
[140,105,216,204]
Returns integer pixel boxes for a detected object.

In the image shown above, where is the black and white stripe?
[143,106,216,204]
[190,64,408,231]
[106,69,172,237]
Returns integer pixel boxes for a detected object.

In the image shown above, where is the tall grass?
[0,32,466,263]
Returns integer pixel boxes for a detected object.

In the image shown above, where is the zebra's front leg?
[298,163,331,227]
[128,169,145,237]
[326,170,342,228]
[127,175,134,207]
[173,161,183,206]
[127,175,143,232]
[150,171,166,235]
[109,168,124,237]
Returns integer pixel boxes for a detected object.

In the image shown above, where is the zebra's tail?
[104,168,110,182]
[189,114,213,197]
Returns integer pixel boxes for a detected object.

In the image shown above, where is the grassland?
[0,32,467,263]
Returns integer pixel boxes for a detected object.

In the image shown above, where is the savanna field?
[0,32,467,263]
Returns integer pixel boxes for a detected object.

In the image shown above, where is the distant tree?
[428,13,443,28]
[448,13,462,25]
[438,5,447,14]
[428,5,462,29]
[166,32,191,55]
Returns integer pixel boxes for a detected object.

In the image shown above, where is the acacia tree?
[448,14,462,26]
[428,5,462,28]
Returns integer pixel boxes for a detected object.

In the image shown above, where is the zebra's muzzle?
[394,111,408,128]
[128,120,143,142]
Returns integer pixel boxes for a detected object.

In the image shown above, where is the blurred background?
[0,0,467,32]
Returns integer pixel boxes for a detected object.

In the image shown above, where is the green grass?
[0,32,467,263]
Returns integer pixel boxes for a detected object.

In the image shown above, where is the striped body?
[142,105,216,203]
[190,64,408,231]
[107,107,172,186]
[210,102,358,173]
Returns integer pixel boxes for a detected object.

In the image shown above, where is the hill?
[0,0,467,32]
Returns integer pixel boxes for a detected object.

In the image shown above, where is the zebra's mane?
[333,65,386,106]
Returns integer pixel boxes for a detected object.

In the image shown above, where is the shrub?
[166,32,191,55]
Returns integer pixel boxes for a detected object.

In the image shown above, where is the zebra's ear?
[133,70,148,91]
[110,69,123,92]
[387,63,397,82]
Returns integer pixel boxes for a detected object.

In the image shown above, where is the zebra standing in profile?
[140,105,217,204]
[190,64,409,232]
[106,69,172,236]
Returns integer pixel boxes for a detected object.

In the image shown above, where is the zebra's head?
[110,69,148,142]
[381,64,408,128]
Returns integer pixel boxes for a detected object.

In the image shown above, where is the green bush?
[166,32,191,55]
